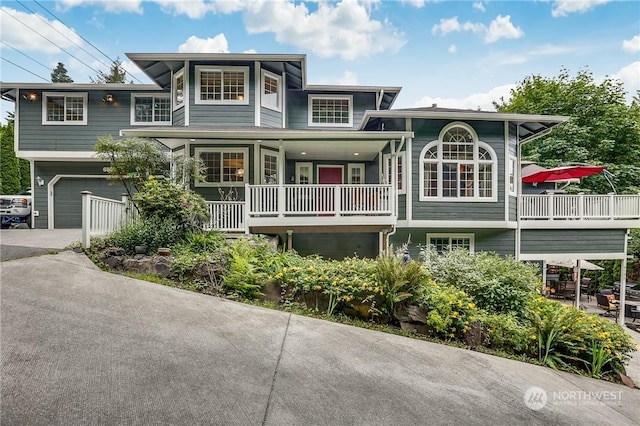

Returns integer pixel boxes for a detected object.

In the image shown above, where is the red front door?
[318,167,342,214]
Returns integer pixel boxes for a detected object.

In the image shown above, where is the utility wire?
[16,0,113,72]
[1,58,50,82]
[0,7,103,77]
[1,40,51,72]
[32,0,145,84]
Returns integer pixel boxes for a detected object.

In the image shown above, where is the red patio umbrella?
[522,165,605,183]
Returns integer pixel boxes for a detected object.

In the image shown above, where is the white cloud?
[413,83,516,111]
[178,34,230,53]
[484,15,524,43]
[432,15,523,43]
[337,70,358,85]
[622,35,640,53]
[154,0,216,19]
[241,0,406,60]
[57,0,143,14]
[0,7,84,53]
[401,0,426,8]
[243,48,257,54]
[473,2,486,12]
[551,0,611,17]
[448,44,457,53]
[613,61,640,100]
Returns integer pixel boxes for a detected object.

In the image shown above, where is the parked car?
[0,191,32,228]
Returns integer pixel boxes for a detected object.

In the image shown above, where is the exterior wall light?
[36,176,45,186]
[102,94,114,103]
[23,92,38,101]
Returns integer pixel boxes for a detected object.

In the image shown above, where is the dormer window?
[195,66,249,105]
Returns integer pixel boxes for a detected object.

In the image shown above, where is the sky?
[1,0,639,123]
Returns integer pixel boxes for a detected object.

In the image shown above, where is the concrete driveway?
[0,229,82,261]
[2,251,639,425]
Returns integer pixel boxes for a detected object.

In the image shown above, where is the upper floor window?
[131,94,171,125]
[419,123,497,202]
[173,68,185,110]
[195,66,249,105]
[261,70,282,112]
[195,147,248,186]
[383,152,406,194]
[42,92,87,125]
[308,94,353,127]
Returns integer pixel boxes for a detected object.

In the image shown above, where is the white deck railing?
[520,194,640,220]
[207,201,245,232]
[247,184,393,217]
[81,191,137,248]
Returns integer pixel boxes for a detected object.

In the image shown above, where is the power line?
[0,7,103,77]
[32,0,145,84]
[1,40,51,72]
[16,0,113,72]
[1,58,50,82]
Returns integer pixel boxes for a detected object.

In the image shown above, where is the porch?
[208,183,395,233]
[519,194,640,222]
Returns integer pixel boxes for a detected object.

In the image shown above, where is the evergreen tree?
[91,57,130,84]
[51,62,74,83]
[19,158,30,190]
[0,124,21,194]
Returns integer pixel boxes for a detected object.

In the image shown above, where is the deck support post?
[287,229,293,251]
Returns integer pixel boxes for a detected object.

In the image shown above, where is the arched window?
[419,123,497,201]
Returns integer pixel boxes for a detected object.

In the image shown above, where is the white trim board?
[397,220,517,229]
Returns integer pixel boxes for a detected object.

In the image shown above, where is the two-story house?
[2,52,639,267]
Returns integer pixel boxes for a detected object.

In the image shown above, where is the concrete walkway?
[2,251,639,426]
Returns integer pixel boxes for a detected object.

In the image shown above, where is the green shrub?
[102,217,184,254]
[180,230,226,253]
[133,176,210,230]
[416,281,478,339]
[221,238,264,299]
[422,248,539,315]
[375,253,429,317]
[477,312,532,354]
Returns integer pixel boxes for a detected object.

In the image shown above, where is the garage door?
[54,178,126,228]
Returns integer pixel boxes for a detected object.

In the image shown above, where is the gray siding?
[520,229,626,254]
[18,91,136,151]
[292,233,378,259]
[261,107,282,128]
[410,119,505,221]
[390,228,516,258]
[508,122,518,156]
[173,106,185,126]
[33,161,123,229]
[286,91,376,130]
[509,197,517,221]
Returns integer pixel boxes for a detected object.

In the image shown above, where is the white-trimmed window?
[195,66,249,105]
[195,147,248,186]
[509,156,517,196]
[308,94,353,127]
[348,163,365,184]
[170,148,185,186]
[173,68,185,110]
[383,152,406,194]
[427,233,474,254]
[131,94,171,125]
[261,70,282,112]
[262,149,278,184]
[419,123,497,201]
[42,92,87,125]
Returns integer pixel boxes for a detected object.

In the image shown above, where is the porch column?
[574,261,581,309]
[618,230,629,326]
[541,260,547,295]
[278,141,285,217]
[287,229,293,251]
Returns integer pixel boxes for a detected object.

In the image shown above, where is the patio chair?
[596,293,619,318]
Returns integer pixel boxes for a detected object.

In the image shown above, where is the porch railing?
[519,194,640,220]
[246,184,393,217]
[207,201,245,232]
[81,191,137,248]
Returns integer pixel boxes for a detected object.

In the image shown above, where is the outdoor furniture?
[596,293,619,318]
[580,278,593,302]
[562,281,576,300]
[624,303,640,323]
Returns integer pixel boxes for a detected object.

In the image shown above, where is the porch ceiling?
[262,140,388,161]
